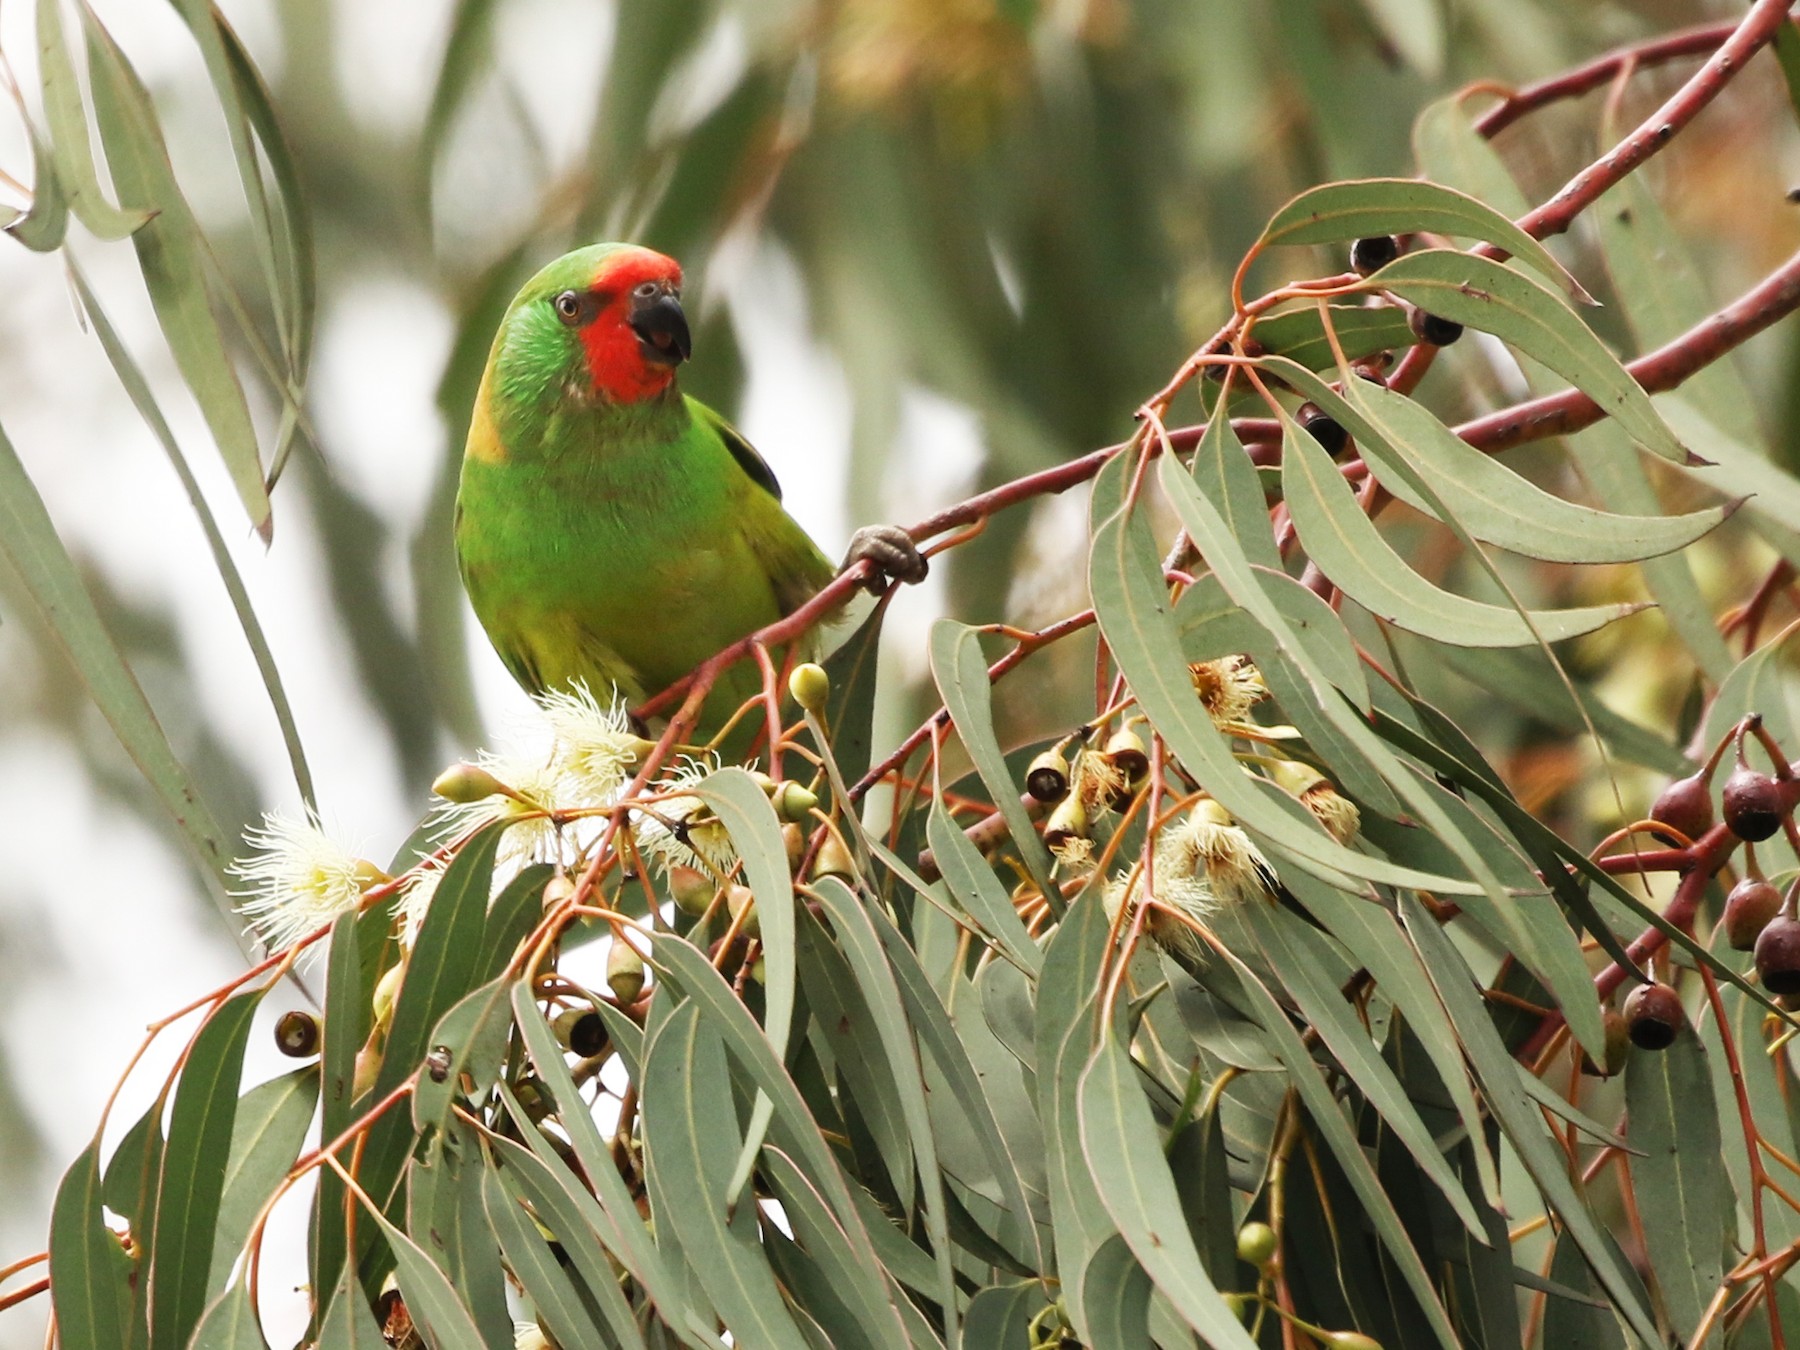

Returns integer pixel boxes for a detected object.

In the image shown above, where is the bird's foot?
[842,525,929,594]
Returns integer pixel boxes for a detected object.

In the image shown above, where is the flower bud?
[668,865,714,917]
[371,961,404,1032]
[772,781,819,822]
[432,762,508,803]
[1623,982,1684,1051]
[727,884,760,939]
[541,874,577,910]
[1323,1334,1384,1350]
[1723,766,1784,842]
[353,859,392,891]
[1025,746,1071,803]
[782,822,806,874]
[789,662,831,714]
[1235,1221,1277,1268]
[274,1010,320,1058]
[607,940,647,1005]
[811,832,857,881]
[1724,878,1782,951]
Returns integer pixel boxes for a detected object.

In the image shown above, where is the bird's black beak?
[628,289,691,366]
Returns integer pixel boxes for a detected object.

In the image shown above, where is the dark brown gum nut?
[1581,1009,1630,1077]
[1296,403,1350,457]
[1755,915,1800,995]
[1623,982,1684,1051]
[1724,878,1783,951]
[1722,766,1784,842]
[1649,772,1715,841]
[1350,235,1400,276]
[1025,746,1070,803]
[1407,307,1464,347]
[552,1007,607,1058]
[274,1010,320,1058]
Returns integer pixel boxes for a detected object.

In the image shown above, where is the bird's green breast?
[456,386,797,706]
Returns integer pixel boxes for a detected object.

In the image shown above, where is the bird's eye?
[553,291,584,325]
[633,281,660,300]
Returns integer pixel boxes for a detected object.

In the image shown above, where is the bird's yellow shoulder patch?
[464,383,508,464]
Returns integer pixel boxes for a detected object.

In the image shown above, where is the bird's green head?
[489,243,691,409]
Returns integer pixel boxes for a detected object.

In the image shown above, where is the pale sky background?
[0,2,977,1344]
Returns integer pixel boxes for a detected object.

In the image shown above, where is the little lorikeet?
[455,243,925,733]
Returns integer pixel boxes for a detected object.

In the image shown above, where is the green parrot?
[455,242,926,733]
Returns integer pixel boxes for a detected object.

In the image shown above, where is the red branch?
[1473,17,1791,140]
[1514,0,1793,246]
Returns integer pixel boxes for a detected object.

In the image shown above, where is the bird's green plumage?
[455,244,834,727]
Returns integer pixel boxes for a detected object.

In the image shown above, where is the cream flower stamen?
[231,811,368,954]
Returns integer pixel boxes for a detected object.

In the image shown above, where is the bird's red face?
[551,246,690,403]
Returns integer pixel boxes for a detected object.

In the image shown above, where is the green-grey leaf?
[697,768,799,1203]
[1189,405,1280,572]
[1262,178,1583,298]
[1244,904,1486,1237]
[68,263,315,809]
[83,6,272,537]
[207,1065,319,1291]
[510,986,708,1341]
[1362,249,1685,460]
[2,120,68,251]
[1624,1025,1730,1342]
[317,1267,388,1348]
[930,620,1057,898]
[925,797,1043,973]
[1281,411,1640,644]
[1400,897,1663,1346]
[188,1280,270,1349]
[410,977,512,1133]
[1205,945,1463,1348]
[761,1147,914,1350]
[1077,1031,1258,1347]
[480,1163,611,1350]
[352,1188,490,1350]
[48,1141,133,1350]
[1341,376,1722,562]
[36,0,148,237]
[374,821,504,1099]
[147,990,260,1350]
[485,1127,656,1350]
[642,1000,810,1346]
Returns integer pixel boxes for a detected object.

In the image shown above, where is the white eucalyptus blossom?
[1168,798,1275,906]
[1188,655,1268,730]
[538,681,648,805]
[632,755,736,874]
[231,811,367,954]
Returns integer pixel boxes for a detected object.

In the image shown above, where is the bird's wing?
[691,398,785,501]
[687,399,835,616]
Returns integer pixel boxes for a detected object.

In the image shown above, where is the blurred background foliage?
[0,0,1797,1344]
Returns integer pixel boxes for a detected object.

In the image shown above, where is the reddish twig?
[1474,17,1788,140]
